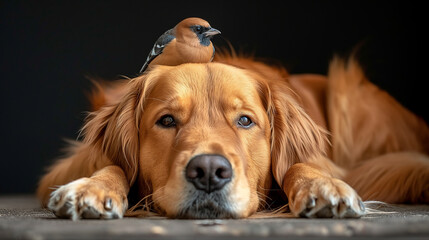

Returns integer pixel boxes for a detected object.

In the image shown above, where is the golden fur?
[37,54,429,220]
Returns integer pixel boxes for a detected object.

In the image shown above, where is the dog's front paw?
[290,177,365,218]
[48,178,128,220]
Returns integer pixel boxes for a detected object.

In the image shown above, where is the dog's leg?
[345,151,429,204]
[283,162,365,218]
[47,165,129,220]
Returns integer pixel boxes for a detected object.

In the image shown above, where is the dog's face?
[137,63,272,218]
[84,61,326,219]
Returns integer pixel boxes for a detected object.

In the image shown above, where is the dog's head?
[83,60,326,218]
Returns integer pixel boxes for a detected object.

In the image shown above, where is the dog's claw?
[359,200,365,212]
[104,198,113,210]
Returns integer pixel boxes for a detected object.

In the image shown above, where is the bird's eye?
[237,115,254,128]
[156,115,176,128]
[193,25,203,33]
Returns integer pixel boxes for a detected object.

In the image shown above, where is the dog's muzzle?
[177,154,235,219]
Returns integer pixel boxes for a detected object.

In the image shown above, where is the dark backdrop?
[0,1,426,194]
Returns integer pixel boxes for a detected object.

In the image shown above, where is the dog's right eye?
[156,115,176,128]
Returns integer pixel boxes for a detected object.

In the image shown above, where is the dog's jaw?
[153,172,254,219]
[175,189,238,219]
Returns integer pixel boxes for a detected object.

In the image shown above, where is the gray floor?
[1,195,429,240]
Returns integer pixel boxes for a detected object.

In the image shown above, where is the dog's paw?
[290,177,365,218]
[48,178,128,220]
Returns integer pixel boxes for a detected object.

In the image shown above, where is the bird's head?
[176,17,221,47]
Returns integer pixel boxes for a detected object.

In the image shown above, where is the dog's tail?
[328,57,429,204]
[327,56,429,166]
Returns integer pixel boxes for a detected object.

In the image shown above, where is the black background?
[0,1,426,194]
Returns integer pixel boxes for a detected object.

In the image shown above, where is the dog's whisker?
[128,194,153,212]
[256,192,271,209]
[126,186,170,216]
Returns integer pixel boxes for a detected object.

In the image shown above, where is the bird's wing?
[139,28,176,73]
[210,44,216,62]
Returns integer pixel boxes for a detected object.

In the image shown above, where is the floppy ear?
[81,74,156,185]
[261,78,328,188]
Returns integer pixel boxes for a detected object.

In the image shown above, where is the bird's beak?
[204,27,221,37]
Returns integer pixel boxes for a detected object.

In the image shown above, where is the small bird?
[139,17,221,73]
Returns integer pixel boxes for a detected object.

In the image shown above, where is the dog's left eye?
[156,115,176,128]
[237,115,254,128]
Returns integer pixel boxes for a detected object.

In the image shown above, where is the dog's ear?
[257,76,328,188]
[82,74,157,185]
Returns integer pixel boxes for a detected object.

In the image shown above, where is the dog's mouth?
[176,190,238,219]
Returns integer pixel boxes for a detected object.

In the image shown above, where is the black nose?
[185,154,233,193]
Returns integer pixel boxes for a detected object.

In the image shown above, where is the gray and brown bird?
[139,17,221,73]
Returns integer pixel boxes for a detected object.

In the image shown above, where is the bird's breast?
[149,40,214,68]
[176,41,214,63]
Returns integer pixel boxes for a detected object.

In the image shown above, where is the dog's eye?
[237,115,254,128]
[157,115,176,128]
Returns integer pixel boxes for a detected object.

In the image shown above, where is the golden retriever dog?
[37,54,429,220]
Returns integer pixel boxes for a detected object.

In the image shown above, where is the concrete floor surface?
[1,195,428,239]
